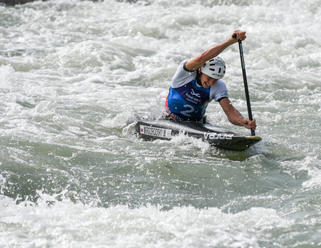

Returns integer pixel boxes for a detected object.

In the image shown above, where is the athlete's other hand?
[243,119,256,130]
[231,30,246,42]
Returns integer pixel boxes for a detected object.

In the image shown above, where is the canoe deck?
[135,119,261,151]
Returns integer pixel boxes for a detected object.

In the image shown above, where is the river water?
[1,0,321,247]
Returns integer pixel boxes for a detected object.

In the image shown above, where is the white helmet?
[201,57,226,79]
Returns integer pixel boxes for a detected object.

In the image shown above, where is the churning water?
[1,0,321,247]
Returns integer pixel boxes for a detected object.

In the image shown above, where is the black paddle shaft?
[237,40,255,136]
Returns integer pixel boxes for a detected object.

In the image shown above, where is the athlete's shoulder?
[210,79,229,101]
[215,79,227,87]
[171,60,197,88]
[178,59,196,73]
[211,79,227,91]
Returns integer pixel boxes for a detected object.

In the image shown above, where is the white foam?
[1,0,321,246]
[0,65,15,89]
[0,194,291,248]
[169,133,211,155]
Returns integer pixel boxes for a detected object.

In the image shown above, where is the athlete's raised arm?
[184,30,246,72]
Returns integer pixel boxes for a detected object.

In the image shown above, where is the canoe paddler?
[165,30,256,131]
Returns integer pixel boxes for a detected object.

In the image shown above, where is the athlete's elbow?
[194,53,209,65]
[200,55,210,64]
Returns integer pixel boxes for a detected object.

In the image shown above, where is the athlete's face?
[200,73,218,88]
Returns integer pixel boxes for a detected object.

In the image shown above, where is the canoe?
[135,119,261,151]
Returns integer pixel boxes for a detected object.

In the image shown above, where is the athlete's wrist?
[225,38,236,47]
[242,119,249,127]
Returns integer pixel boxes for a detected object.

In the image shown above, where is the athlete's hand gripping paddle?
[233,33,255,136]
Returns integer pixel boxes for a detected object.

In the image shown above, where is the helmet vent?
[202,56,226,79]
